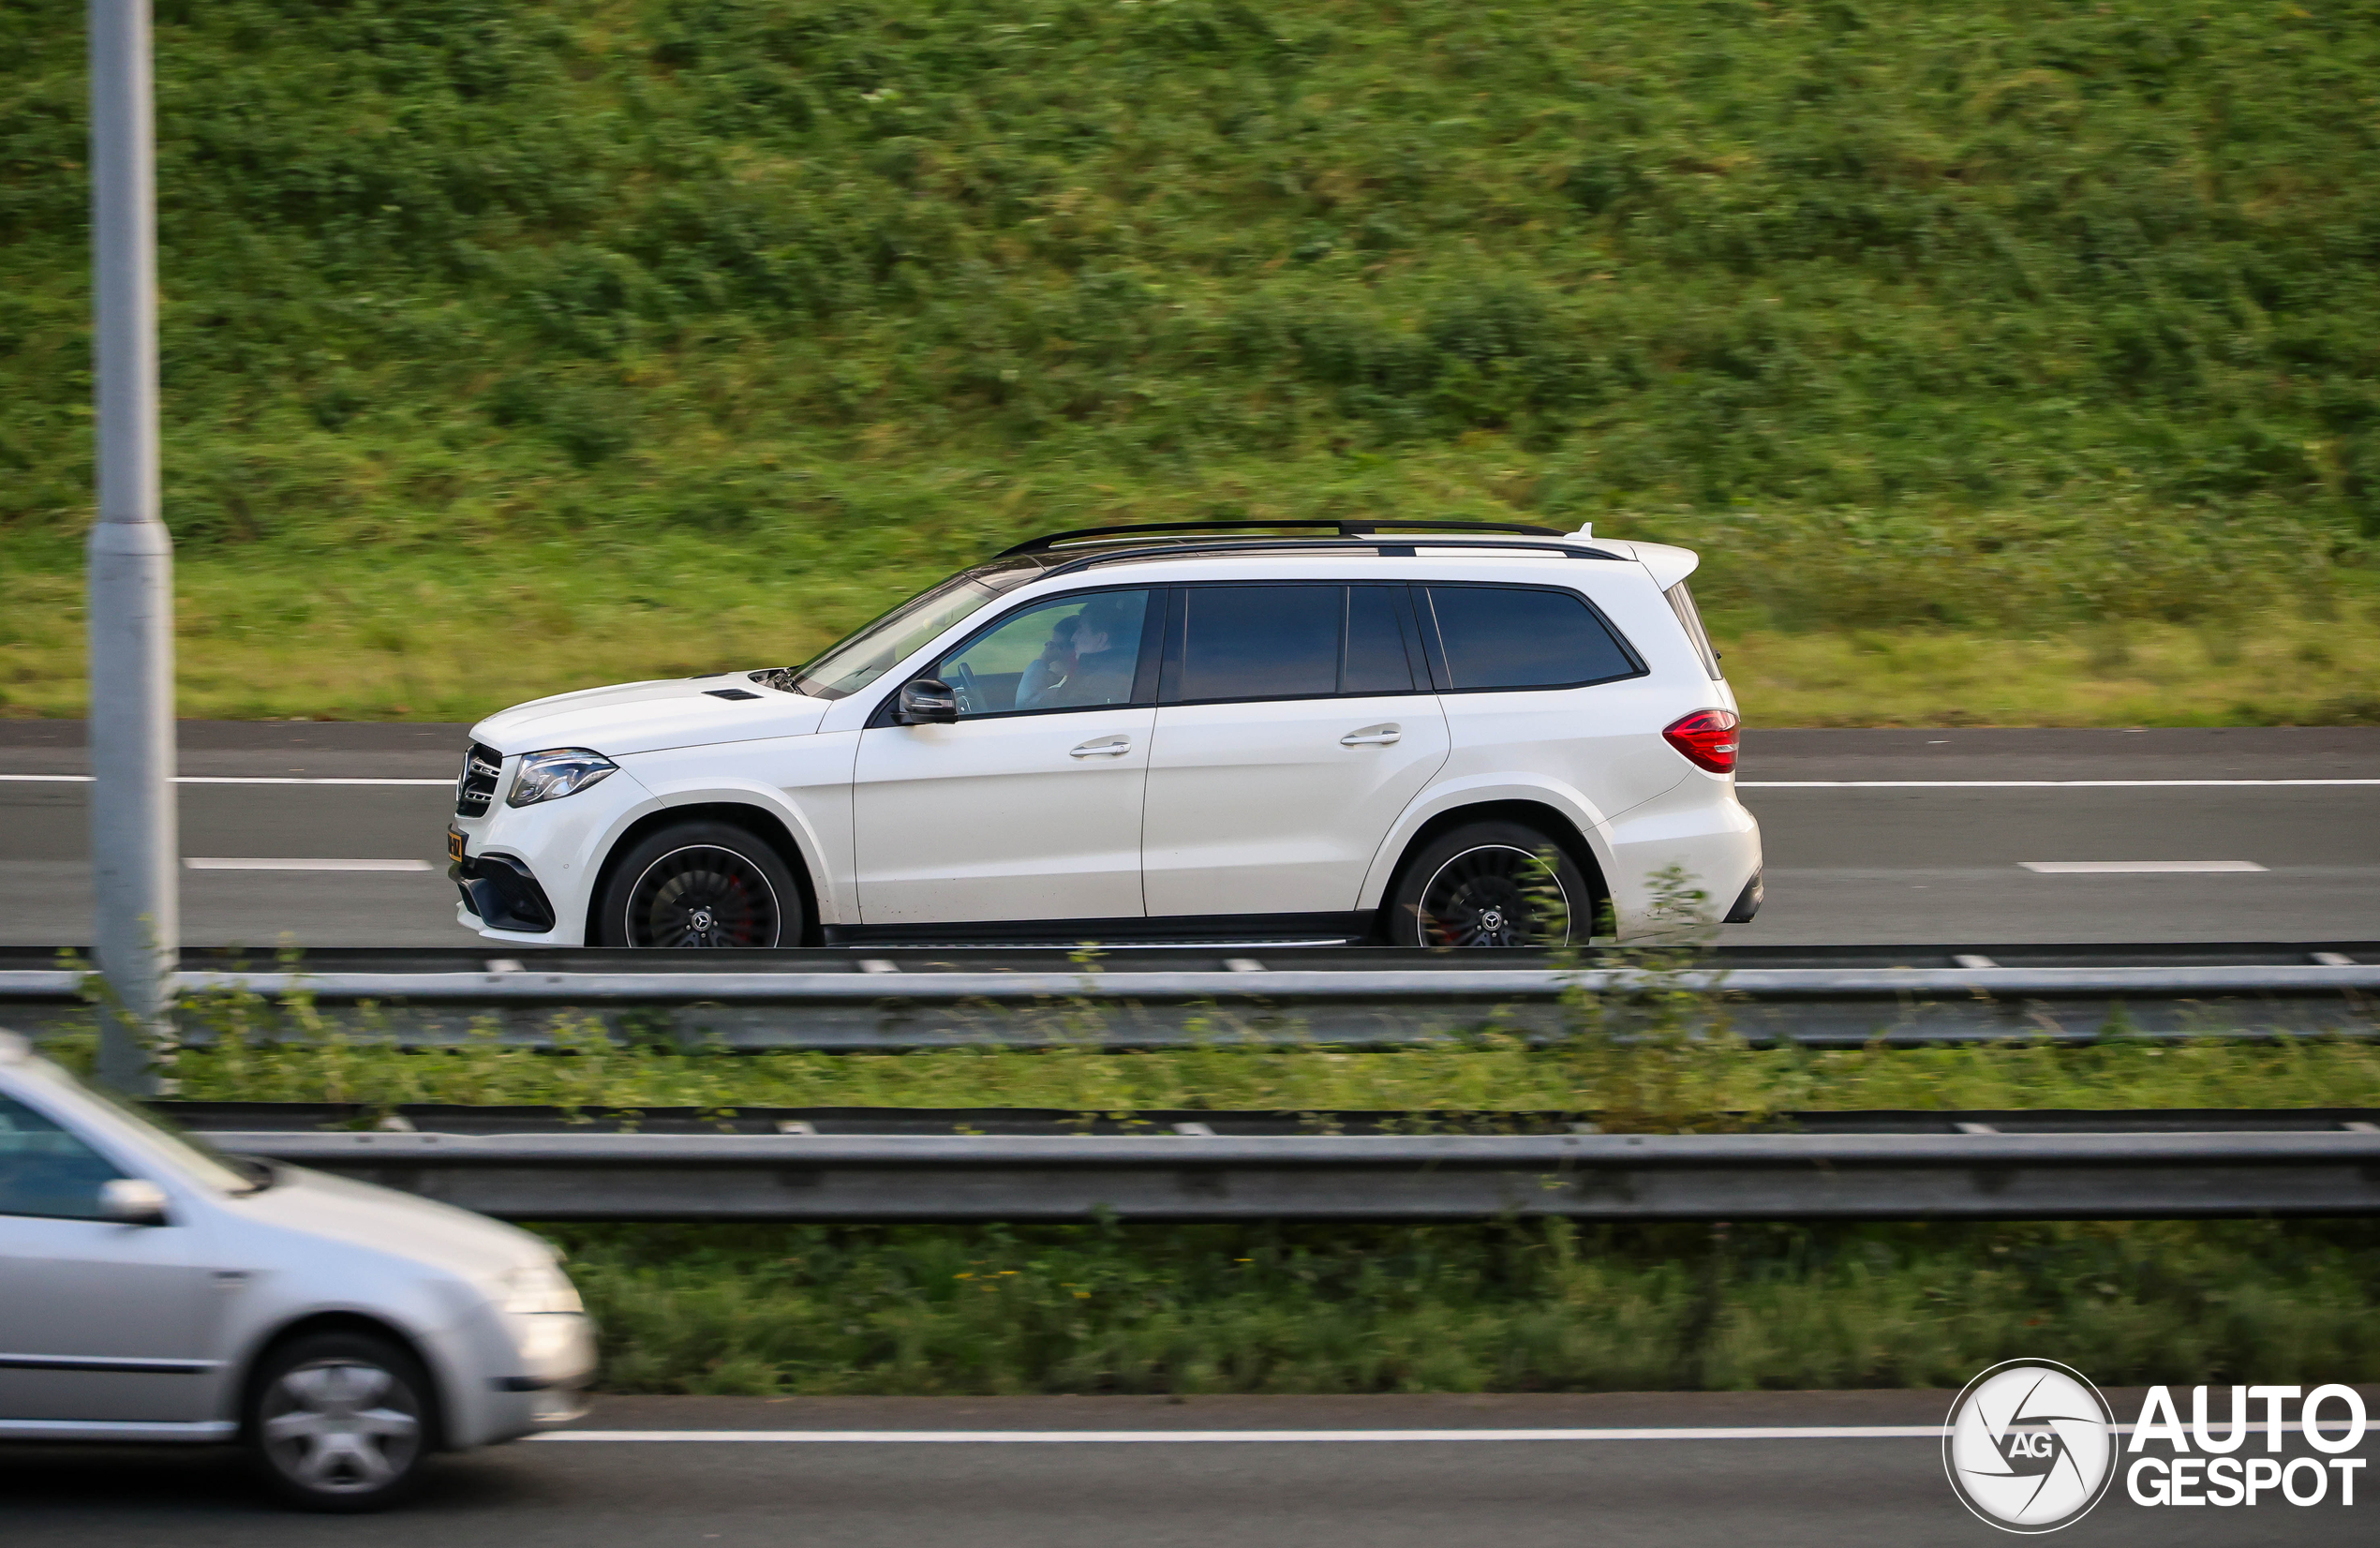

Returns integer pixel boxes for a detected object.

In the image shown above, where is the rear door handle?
[1340,724,1401,746]
[1070,736,1132,758]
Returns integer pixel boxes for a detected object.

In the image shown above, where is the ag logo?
[1944,1360,2118,1533]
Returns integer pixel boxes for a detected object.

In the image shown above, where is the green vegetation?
[6,0,2380,722]
[553,1218,2380,1394]
[136,1024,2380,1118]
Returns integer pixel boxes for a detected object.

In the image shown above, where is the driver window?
[0,1095,122,1220]
[938,590,1152,717]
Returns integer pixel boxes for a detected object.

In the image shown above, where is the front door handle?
[1340,724,1402,746]
[1070,735,1132,758]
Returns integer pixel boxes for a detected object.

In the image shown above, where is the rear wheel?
[595,820,802,947]
[1385,820,1588,948]
[246,1331,431,1512]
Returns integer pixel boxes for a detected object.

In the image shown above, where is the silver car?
[0,1031,594,1510]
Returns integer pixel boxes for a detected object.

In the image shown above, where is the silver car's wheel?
[250,1334,428,1511]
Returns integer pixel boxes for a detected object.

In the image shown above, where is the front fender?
[614,733,859,927]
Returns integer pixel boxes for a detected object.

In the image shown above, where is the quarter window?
[0,1095,121,1220]
[1664,580,1724,680]
[1423,585,1640,691]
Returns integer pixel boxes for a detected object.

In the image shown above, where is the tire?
[1383,820,1590,948]
[594,820,802,948]
[246,1331,433,1512]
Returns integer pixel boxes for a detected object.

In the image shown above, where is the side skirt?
[0,1418,239,1443]
[825,911,1377,947]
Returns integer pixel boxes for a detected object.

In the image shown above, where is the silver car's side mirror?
[897,678,959,725]
[99,1177,171,1226]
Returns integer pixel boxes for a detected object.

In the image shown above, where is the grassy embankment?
[5,0,2380,723]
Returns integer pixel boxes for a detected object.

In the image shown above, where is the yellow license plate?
[447,826,468,864]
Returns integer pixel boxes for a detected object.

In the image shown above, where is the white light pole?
[86,0,175,1094]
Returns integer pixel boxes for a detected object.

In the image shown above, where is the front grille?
[454,742,503,816]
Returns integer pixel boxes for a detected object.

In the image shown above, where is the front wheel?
[594,821,803,947]
[1384,820,1589,948]
[246,1332,432,1511]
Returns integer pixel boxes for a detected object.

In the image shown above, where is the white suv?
[446,521,1762,949]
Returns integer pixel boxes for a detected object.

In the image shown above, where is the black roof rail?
[1034,535,1623,581]
[996,518,1569,558]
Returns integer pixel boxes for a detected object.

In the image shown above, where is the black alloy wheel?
[1387,820,1588,948]
[596,820,803,947]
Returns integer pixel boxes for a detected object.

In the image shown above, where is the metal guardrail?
[6,962,2378,1002]
[164,1102,2380,1138]
[5,956,2374,1048]
[205,1124,2380,1223]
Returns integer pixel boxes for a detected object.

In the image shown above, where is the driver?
[1013,614,1081,710]
[1035,595,1140,707]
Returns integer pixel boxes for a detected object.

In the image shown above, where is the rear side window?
[1422,585,1641,691]
[0,1095,120,1220]
[1664,580,1723,680]
[1172,586,1342,702]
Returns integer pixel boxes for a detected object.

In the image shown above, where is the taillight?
[1664,708,1740,774]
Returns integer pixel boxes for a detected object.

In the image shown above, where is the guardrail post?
[86,0,175,1094]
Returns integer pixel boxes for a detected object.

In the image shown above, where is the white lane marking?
[530,1426,1949,1444]
[1743,780,2380,788]
[0,775,452,786]
[185,857,435,871]
[2020,860,2268,874]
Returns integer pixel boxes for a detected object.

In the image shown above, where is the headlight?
[497,1259,586,1318]
[506,749,617,808]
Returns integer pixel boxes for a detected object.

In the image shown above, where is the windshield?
[794,558,1047,699]
[69,1075,270,1195]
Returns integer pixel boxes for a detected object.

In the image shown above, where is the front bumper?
[451,850,558,933]
[472,1312,596,1445]
[447,756,659,945]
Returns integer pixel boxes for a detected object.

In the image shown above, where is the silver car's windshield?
[793,558,1046,700]
[69,1076,268,1195]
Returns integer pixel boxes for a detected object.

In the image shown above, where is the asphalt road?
[2,1392,2369,1545]
[2,722,2374,947]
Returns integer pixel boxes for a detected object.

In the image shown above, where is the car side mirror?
[898,678,958,725]
[99,1177,171,1227]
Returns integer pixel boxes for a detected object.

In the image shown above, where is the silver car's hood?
[472,673,830,757]
[219,1161,550,1281]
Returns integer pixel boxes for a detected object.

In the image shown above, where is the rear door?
[0,1094,221,1424]
[851,588,1161,925]
[1141,584,1450,919]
